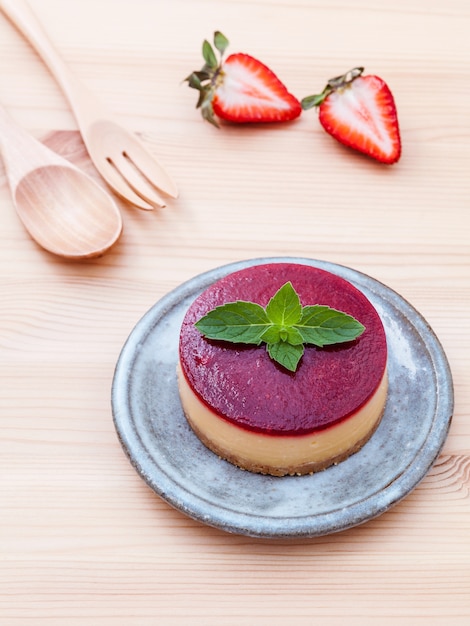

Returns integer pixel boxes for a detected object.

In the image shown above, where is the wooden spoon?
[0,104,122,259]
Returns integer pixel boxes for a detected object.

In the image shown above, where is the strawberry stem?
[327,67,364,89]
[301,67,365,111]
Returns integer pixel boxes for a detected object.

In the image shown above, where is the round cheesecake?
[177,262,388,476]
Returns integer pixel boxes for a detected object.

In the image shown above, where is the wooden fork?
[0,0,178,210]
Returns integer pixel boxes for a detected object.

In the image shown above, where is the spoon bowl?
[0,104,122,259]
[15,164,123,258]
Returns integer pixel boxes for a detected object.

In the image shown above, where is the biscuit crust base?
[177,363,388,477]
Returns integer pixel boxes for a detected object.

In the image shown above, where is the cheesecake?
[177,262,388,476]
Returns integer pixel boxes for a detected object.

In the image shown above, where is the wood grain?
[0,0,469,624]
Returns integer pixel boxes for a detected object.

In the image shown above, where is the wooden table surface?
[0,0,469,623]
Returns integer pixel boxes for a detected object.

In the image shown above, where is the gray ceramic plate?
[111,257,453,538]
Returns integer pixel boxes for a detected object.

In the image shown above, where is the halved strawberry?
[185,32,301,127]
[301,67,401,164]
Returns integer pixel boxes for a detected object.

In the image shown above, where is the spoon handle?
[0,0,108,128]
[0,104,68,189]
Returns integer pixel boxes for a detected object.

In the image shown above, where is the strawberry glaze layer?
[179,263,387,435]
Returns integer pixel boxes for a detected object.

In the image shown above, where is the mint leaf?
[194,281,365,372]
[261,324,304,346]
[297,305,365,346]
[266,282,302,326]
[195,301,270,344]
[267,341,304,372]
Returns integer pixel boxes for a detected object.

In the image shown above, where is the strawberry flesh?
[213,53,301,123]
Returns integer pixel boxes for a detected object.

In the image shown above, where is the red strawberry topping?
[185,32,301,126]
[302,67,401,164]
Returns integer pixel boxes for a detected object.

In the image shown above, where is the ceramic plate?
[111,257,453,538]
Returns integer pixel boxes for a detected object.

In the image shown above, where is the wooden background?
[0,0,469,623]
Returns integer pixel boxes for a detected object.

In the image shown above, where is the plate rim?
[111,257,454,538]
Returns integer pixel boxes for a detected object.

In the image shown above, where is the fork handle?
[0,0,107,129]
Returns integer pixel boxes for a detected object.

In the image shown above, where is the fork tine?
[110,151,168,209]
[93,156,158,210]
[125,135,178,199]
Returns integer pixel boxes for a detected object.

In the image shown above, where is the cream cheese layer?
[177,362,388,476]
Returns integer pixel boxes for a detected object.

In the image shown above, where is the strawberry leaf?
[214,31,229,56]
[186,72,202,90]
[201,102,219,127]
[202,40,218,69]
[300,93,329,110]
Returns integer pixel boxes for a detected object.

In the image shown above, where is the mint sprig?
[194,282,365,372]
